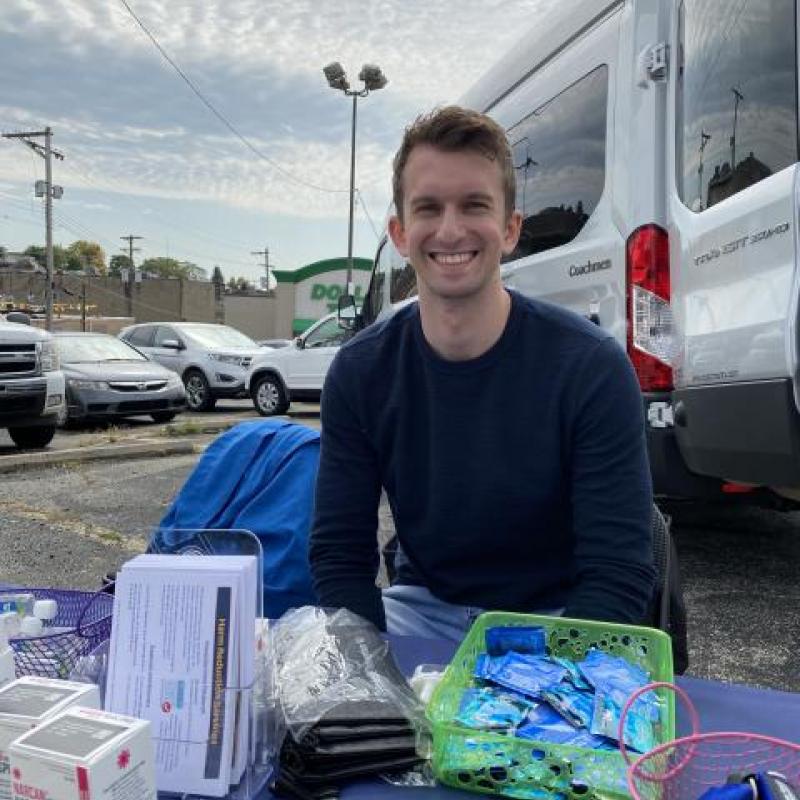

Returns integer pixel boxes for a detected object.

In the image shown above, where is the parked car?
[246,313,351,416]
[118,322,264,411]
[0,313,64,449]
[54,332,186,425]
[257,338,293,349]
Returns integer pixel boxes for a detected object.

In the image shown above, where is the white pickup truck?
[0,314,65,449]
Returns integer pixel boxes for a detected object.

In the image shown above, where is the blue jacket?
[153,418,320,617]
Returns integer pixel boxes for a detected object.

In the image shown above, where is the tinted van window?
[677,0,797,211]
[506,66,608,260]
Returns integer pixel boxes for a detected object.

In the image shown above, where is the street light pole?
[323,62,387,300]
[347,94,358,296]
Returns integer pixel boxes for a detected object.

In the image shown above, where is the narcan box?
[0,677,100,800]
[9,707,155,800]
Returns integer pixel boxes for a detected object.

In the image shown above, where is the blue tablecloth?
[268,634,800,799]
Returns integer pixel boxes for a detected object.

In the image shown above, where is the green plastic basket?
[427,611,675,800]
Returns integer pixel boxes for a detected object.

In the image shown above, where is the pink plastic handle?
[618,681,700,767]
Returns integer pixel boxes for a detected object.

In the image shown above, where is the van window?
[390,262,416,304]
[506,66,608,260]
[362,239,391,325]
[677,0,798,212]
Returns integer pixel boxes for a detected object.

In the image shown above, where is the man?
[309,106,654,641]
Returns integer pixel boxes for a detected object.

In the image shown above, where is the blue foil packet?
[578,649,659,722]
[591,689,656,753]
[484,653,567,699]
[473,653,492,682]
[515,701,615,750]
[485,625,547,657]
[456,687,534,730]
[550,656,592,691]
[577,649,650,693]
[540,684,595,729]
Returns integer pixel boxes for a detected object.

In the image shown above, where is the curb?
[0,439,197,474]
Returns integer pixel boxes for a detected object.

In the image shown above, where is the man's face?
[389,145,521,303]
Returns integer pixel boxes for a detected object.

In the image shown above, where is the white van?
[354,0,800,506]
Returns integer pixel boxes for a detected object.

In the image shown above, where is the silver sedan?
[55,333,186,425]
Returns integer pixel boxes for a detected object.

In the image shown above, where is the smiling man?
[309,106,655,640]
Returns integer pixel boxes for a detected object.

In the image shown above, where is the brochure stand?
[142,528,273,800]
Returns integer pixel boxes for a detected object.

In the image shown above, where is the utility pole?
[251,246,270,290]
[2,127,64,331]
[120,235,142,319]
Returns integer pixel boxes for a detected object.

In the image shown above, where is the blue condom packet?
[591,689,656,753]
[540,684,595,729]
[549,656,592,691]
[515,701,614,751]
[578,649,659,722]
[474,653,493,682]
[485,653,568,699]
[485,625,547,657]
[456,687,534,730]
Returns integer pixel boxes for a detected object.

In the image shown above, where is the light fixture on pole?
[323,61,388,297]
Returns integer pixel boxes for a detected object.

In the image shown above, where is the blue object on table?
[697,785,755,800]
[150,419,320,618]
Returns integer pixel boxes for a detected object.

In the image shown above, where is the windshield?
[181,325,256,349]
[57,335,148,363]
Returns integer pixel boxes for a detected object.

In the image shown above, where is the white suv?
[119,322,264,411]
[246,313,350,415]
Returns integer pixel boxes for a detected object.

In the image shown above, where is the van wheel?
[8,425,56,449]
[183,370,216,411]
[252,374,289,416]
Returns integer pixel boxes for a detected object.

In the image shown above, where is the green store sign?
[310,282,365,311]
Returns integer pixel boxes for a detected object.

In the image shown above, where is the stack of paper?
[105,554,258,797]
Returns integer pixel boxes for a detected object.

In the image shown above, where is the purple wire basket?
[7,587,114,679]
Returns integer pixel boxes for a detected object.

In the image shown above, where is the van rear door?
[668,0,800,486]
[476,3,628,346]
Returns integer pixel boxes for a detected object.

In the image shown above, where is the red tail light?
[626,224,674,392]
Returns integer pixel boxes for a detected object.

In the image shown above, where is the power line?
[355,189,380,240]
[116,0,348,195]
[58,153,272,267]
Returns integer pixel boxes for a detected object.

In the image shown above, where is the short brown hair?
[392,106,516,221]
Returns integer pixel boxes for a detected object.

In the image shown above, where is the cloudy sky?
[0,0,554,282]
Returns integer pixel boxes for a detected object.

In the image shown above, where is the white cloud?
[0,0,555,106]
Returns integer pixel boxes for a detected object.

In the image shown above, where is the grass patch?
[162,420,205,437]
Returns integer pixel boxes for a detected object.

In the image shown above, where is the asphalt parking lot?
[0,402,799,693]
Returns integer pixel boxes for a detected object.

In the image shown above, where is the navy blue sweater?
[310,291,655,630]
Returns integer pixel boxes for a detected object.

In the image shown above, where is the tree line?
[1,241,262,290]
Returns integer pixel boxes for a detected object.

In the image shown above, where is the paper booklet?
[105,554,258,797]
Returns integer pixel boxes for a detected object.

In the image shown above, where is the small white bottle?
[19,616,44,638]
[0,611,20,639]
[33,599,58,627]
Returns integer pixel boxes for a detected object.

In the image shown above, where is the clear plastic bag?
[269,606,429,744]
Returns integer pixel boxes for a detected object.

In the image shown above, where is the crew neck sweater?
[309,290,655,630]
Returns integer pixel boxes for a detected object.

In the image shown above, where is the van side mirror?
[294,336,305,349]
[338,294,358,330]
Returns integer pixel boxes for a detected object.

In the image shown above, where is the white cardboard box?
[9,706,155,800]
[0,677,100,800]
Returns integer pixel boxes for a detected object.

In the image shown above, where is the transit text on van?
[693,222,790,266]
